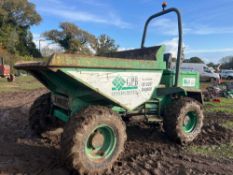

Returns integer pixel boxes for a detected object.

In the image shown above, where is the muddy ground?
[0,89,232,175]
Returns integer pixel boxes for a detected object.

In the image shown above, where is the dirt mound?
[195,122,233,145]
[106,121,233,175]
[0,90,233,175]
[195,112,233,145]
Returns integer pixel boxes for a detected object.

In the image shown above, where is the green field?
[205,98,233,115]
[0,76,44,93]
[187,97,233,160]
[188,143,233,160]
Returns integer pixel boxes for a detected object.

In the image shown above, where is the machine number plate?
[183,78,196,87]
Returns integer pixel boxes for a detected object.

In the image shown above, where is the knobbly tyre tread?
[29,93,61,135]
[60,106,127,175]
[163,97,204,144]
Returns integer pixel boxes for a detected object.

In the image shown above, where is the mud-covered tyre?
[163,97,204,144]
[61,106,127,174]
[29,93,61,135]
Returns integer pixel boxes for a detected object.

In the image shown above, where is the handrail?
[141,7,183,87]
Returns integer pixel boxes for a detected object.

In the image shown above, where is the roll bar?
[141,7,183,87]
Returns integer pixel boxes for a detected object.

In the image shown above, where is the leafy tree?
[43,22,96,54]
[207,62,215,67]
[0,0,41,27]
[16,28,40,56]
[96,34,119,56]
[183,57,204,63]
[0,24,18,53]
[0,0,41,57]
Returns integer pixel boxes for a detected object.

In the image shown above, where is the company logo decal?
[112,76,138,91]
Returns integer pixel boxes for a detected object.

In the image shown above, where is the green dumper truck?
[15,5,204,174]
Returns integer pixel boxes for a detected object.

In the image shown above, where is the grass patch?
[221,120,233,130]
[0,76,44,93]
[187,143,233,160]
[204,98,233,114]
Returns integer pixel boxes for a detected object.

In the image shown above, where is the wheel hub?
[183,115,190,126]
[91,131,104,149]
[85,124,117,161]
[182,112,198,133]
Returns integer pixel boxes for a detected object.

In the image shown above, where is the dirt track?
[0,89,233,175]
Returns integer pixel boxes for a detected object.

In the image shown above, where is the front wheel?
[163,97,204,144]
[61,106,127,174]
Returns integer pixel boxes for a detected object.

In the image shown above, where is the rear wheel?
[61,106,127,174]
[29,93,62,135]
[163,97,204,144]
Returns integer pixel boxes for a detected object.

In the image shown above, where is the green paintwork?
[53,108,69,122]
[47,45,166,70]
[182,112,198,133]
[111,106,126,113]
[161,70,200,89]
[152,87,187,115]
[61,68,164,111]
[145,102,158,113]
[14,44,166,72]
[85,124,117,160]
[14,44,202,123]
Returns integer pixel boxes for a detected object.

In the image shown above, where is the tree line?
[0,0,118,59]
[0,0,41,57]
[43,22,118,56]
[183,56,233,70]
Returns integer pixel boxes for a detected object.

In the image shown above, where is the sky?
[30,0,233,63]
